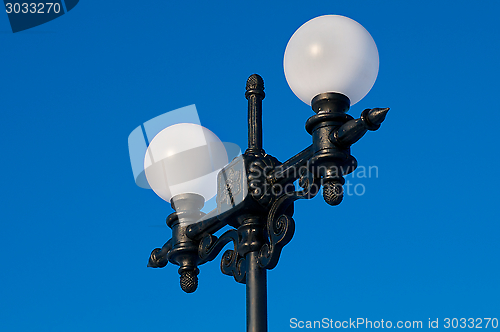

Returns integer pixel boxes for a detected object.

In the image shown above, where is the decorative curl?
[198,230,246,284]
[221,249,246,284]
[147,239,172,268]
[258,214,294,269]
[258,169,321,269]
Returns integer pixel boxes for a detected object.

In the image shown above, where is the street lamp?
[144,15,389,332]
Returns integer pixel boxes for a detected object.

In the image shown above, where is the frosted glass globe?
[284,15,379,106]
[144,123,228,202]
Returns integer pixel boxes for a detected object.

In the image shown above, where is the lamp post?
[143,15,389,332]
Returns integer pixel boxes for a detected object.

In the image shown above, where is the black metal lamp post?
[144,15,389,332]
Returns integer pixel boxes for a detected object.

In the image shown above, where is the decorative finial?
[323,181,344,206]
[361,107,390,131]
[246,74,265,92]
[180,268,199,293]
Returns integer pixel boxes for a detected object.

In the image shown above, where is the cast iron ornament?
[147,74,389,330]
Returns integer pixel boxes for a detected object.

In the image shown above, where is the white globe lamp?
[284,15,379,108]
[144,123,228,205]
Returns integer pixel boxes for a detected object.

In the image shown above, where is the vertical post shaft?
[244,76,267,330]
[246,251,268,332]
[245,74,265,153]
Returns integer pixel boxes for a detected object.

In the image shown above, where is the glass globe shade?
[284,15,379,106]
[144,123,228,203]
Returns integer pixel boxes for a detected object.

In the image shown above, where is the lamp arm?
[269,145,314,185]
[186,208,228,240]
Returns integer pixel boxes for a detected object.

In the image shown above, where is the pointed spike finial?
[361,107,390,131]
[367,108,390,126]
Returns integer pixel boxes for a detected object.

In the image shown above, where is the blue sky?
[1,1,499,331]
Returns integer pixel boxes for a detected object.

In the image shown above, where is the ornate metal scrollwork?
[220,248,246,284]
[147,239,172,268]
[258,168,321,269]
[199,230,246,284]
[247,155,280,208]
